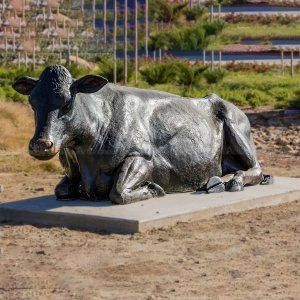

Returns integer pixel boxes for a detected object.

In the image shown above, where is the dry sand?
[0,106,299,300]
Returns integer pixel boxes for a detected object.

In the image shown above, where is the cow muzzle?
[29,138,59,160]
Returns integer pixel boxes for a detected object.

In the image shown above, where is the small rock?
[276,137,288,146]
[240,236,248,242]
[34,187,45,192]
[36,250,46,255]
[0,185,4,193]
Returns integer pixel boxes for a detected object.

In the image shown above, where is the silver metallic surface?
[13,65,272,204]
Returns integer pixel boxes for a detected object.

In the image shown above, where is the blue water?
[95,19,143,28]
[213,5,300,13]
[85,0,146,11]
[116,50,294,61]
[242,39,300,45]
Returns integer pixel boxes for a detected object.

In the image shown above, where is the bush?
[140,63,175,85]
[203,68,227,84]
[98,59,134,83]
[183,6,207,22]
[174,62,207,87]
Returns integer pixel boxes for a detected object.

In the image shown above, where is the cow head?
[13,65,108,160]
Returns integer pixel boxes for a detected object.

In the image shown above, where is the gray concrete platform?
[0,177,300,234]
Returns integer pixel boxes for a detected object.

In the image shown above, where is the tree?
[124,0,128,85]
[113,0,117,83]
[150,0,187,24]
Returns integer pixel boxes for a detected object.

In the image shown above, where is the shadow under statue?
[13,65,272,205]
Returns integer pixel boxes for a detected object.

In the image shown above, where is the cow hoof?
[260,174,274,185]
[55,181,80,201]
[226,179,244,192]
[145,181,166,197]
[206,176,225,193]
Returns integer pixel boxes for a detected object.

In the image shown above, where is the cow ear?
[70,75,108,94]
[13,77,38,95]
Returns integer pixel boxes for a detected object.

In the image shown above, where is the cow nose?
[29,139,54,153]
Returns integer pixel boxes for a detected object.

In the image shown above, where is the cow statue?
[13,65,272,204]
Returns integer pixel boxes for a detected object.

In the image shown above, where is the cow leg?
[55,148,82,200]
[223,119,263,192]
[109,156,165,205]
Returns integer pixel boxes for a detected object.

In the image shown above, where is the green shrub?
[183,6,207,22]
[98,59,134,83]
[140,63,175,85]
[203,68,227,84]
[175,62,207,87]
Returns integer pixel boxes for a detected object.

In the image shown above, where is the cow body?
[13,65,271,204]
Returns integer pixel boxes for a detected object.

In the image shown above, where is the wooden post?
[76,47,78,64]
[134,0,138,83]
[280,49,284,75]
[202,49,206,64]
[4,36,7,55]
[124,0,128,85]
[59,37,62,64]
[33,39,36,70]
[51,37,54,53]
[67,29,71,66]
[103,0,107,47]
[25,51,28,67]
[81,0,84,14]
[211,50,214,70]
[291,50,294,77]
[145,0,148,59]
[18,51,21,67]
[210,0,214,22]
[13,33,15,51]
[113,0,117,84]
[92,0,96,30]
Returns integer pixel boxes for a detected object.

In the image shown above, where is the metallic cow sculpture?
[13,65,272,204]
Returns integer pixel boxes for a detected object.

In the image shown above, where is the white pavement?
[0,177,300,233]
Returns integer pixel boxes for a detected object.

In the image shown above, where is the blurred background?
[0,0,300,183]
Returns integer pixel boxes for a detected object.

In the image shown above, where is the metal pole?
[211,50,214,70]
[145,0,148,59]
[291,50,294,77]
[113,0,117,84]
[134,0,138,83]
[202,49,206,64]
[280,49,284,75]
[210,0,214,22]
[81,0,84,13]
[218,51,222,68]
[124,0,128,85]
[33,39,36,70]
[103,0,107,47]
[67,29,71,66]
[92,0,96,30]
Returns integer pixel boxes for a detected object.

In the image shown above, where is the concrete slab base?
[0,177,300,234]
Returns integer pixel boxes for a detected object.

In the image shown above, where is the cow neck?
[71,92,113,153]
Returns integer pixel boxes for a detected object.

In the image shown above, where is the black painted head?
[13,65,108,160]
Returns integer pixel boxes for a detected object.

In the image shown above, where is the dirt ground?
[0,107,300,300]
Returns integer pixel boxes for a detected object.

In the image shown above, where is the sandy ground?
[0,107,300,300]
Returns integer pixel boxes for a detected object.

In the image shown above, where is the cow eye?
[60,100,73,115]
